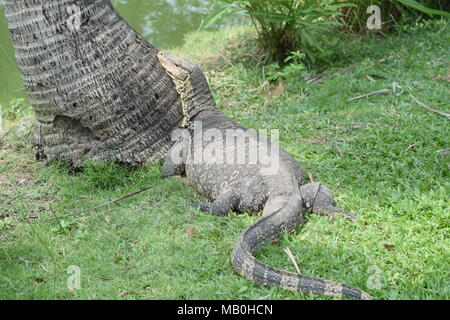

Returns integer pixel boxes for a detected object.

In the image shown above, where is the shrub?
[340,0,450,33]
[0,98,32,121]
[209,0,352,66]
[208,0,449,66]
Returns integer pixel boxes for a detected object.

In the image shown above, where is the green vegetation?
[209,0,351,64]
[341,0,450,33]
[0,20,449,299]
[1,98,32,121]
[210,0,449,65]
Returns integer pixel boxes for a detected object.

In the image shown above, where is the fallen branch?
[17,256,48,272]
[305,65,357,85]
[284,247,301,274]
[410,94,450,119]
[347,89,392,102]
[366,58,388,70]
[47,185,154,221]
[336,64,357,76]
[305,73,326,84]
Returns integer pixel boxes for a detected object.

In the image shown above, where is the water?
[0,0,229,107]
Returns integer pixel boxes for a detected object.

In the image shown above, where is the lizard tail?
[231,199,372,300]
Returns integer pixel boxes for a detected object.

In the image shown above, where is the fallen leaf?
[118,291,128,297]
[186,228,195,236]
[104,216,111,224]
[16,178,28,185]
[383,243,395,249]
[405,143,416,152]
[266,83,285,97]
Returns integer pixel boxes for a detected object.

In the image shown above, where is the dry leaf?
[17,178,27,185]
[266,83,285,97]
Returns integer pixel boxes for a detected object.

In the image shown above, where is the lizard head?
[157,51,219,115]
[157,51,193,81]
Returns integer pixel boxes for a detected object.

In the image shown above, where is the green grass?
[0,20,449,300]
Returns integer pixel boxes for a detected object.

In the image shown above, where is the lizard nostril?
[155,93,160,100]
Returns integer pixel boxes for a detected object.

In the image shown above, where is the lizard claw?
[187,200,212,213]
[330,207,357,223]
[187,200,201,208]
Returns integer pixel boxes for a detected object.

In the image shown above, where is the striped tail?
[231,204,372,300]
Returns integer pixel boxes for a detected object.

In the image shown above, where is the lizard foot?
[328,207,357,223]
[187,200,232,216]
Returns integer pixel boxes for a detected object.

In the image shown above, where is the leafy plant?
[0,216,14,231]
[207,0,448,65]
[265,51,307,82]
[1,98,32,121]
[340,0,450,33]
[208,0,353,66]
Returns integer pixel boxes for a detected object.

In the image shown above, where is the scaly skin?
[157,51,372,300]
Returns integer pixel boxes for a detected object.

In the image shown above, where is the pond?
[0,0,234,108]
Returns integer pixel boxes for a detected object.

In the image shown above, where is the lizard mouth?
[157,52,189,81]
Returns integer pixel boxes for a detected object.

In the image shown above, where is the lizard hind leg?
[162,157,185,178]
[162,129,190,178]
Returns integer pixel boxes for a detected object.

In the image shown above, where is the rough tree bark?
[3,0,213,166]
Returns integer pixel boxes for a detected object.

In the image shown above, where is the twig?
[284,247,301,274]
[305,65,357,85]
[17,256,48,272]
[307,171,315,183]
[305,73,326,84]
[366,75,375,82]
[17,256,36,265]
[437,149,450,155]
[347,89,392,102]
[392,82,404,96]
[366,58,388,70]
[47,186,154,221]
[405,143,416,152]
[410,94,450,119]
[335,64,357,76]
[25,218,56,259]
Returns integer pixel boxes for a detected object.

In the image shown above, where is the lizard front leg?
[163,129,190,178]
[189,189,239,216]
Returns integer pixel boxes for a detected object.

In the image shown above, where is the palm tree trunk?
[3,0,199,167]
